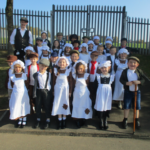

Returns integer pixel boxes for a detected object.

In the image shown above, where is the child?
[93,36,100,51]
[79,43,90,64]
[61,43,73,63]
[51,40,62,57]
[94,61,115,130]
[33,59,51,129]
[9,60,30,128]
[34,37,43,62]
[5,55,17,100]
[106,36,113,42]
[87,40,95,55]
[40,45,50,60]
[52,56,72,129]
[69,34,78,44]
[72,40,80,51]
[82,36,90,44]
[72,60,93,128]
[27,52,39,113]
[24,46,34,73]
[96,45,106,64]
[104,41,112,55]
[113,48,129,109]
[41,31,51,48]
[57,32,66,49]
[106,46,117,75]
[120,56,145,129]
[119,38,128,49]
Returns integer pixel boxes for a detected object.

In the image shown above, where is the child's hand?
[132,80,141,85]
[69,93,71,97]
[63,104,68,110]
[85,108,90,114]
[126,81,133,86]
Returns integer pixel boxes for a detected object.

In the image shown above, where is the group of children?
[5,32,145,131]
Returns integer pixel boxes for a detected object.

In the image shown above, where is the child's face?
[100,66,110,75]
[7,61,13,67]
[20,21,28,28]
[106,43,112,49]
[88,44,93,49]
[128,59,139,70]
[120,53,127,59]
[97,47,104,55]
[54,41,59,48]
[58,58,67,68]
[94,39,99,45]
[83,38,89,43]
[110,48,116,55]
[36,40,42,46]
[121,40,127,47]
[57,35,63,41]
[91,54,98,61]
[30,57,38,64]
[65,47,71,53]
[41,33,47,39]
[42,50,48,55]
[39,64,48,73]
[71,53,79,62]
[73,43,79,47]
[77,65,85,74]
[14,64,22,73]
[82,47,86,53]
[26,50,32,55]
[71,38,77,43]
[50,56,58,63]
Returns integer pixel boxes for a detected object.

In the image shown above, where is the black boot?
[14,119,19,128]
[122,118,128,129]
[103,112,108,130]
[57,120,62,130]
[136,118,141,129]
[62,119,66,129]
[99,118,104,130]
[76,120,81,128]
[81,119,87,128]
[34,120,40,128]
[44,121,50,129]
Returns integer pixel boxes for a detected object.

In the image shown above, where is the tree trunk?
[5,0,13,54]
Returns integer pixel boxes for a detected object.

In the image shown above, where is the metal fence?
[0,8,51,50]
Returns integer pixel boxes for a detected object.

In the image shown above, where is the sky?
[1,0,150,20]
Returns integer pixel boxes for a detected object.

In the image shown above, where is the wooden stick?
[133,84,137,134]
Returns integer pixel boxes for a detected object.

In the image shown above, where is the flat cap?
[128,56,140,63]
[70,50,80,56]
[51,51,58,57]
[6,55,17,62]
[90,51,99,56]
[29,52,39,58]
[20,17,28,23]
[36,37,43,41]
[39,58,50,66]
[57,32,63,36]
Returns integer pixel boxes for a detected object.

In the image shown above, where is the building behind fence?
[0,5,150,54]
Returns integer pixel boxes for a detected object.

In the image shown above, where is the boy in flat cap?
[41,31,51,48]
[82,36,90,44]
[10,17,33,61]
[5,55,18,100]
[57,32,66,49]
[120,56,145,129]
[33,59,51,129]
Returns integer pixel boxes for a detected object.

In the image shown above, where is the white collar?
[101,73,110,78]
[128,69,136,73]
[38,71,47,75]
[19,27,27,30]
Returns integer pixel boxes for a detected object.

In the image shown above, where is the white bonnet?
[24,46,34,52]
[105,41,112,45]
[93,36,100,41]
[42,46,50,52]
[11,60,25,70]
[73,60,87,74]
[63,43,73,51]
[79,43,88,53]
[117,48,129,56]
[98,60,111,68]
[41,31,47,35]
[87,40,95,46]
[55,56,70,67]
[106,36,113,42]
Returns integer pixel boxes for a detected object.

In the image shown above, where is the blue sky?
[1,0,150,20]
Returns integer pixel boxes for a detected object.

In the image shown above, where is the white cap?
[87,40,95,46]
[55,56,70,67]
[24,46,34,52]
[11,60,25,70]
[117,48,129,56]
[79,43,88,53]
[41,31,47,35]
[42,46,50,52]
[106,36,113,42]
[63,43,73,51]
[98,60,111,68]
[105,41,112,45]
[93,36,100,41]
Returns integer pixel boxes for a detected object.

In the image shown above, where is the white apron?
[113,59,128,101]
[9,73,30,120]
[52,68,71,116]
[72,73,92,119]
[94,74,115,111]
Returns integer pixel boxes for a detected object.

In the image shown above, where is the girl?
[87,40,95,55]
[104,41,112,55]
[79,43,90,64]
[40,45,51,60]
[113,48,129,109]
[9,60,30,128]
[93,36,100,51]
[41,31,51,48]
[72,60,92,128]
[94,61,115,130]
[51,40,62,57]
[24,46,34,73]
[96,45,107,64]
[61,43,73,63]
[52,56,72,129]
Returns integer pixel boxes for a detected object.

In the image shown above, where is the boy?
[57,32,66,49]
[5,55,18,100]
[82,36,90,44]
[72,40,80,51]
[33,59,51,129]
[120,56,145,129]
[93,36,100,51]
[41,31,51,48]
[69,34,78,44]
[27,52,39,113]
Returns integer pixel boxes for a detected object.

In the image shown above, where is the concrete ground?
[0,78,150,139]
